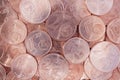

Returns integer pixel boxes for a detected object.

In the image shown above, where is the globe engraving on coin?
[46,11,77,41]
[19,0,51,24]
[25,30,52,56]
[11,54,37,80]
[1,19,27,44]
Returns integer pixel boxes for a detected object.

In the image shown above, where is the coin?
[11,54,37,80]
[90,41,120,72]
[64,64,84,80]
[99,0,120,25]
[1,19,27,44]
[63,37,90,64]
[19,0,51,24]
[66,0,91,24]
[0,64,6,80]
[0,43,26,67]
[107,18,120,44]
[84,59,112,80]
[79,16,105,42]
[38,53,69,80]
[46,11,77,41]
[25,30,52,56]
[86,0,113,15]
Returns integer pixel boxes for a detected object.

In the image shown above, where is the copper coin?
[107,18,120,44]
[1,19,27,44]
[99,0,120,25]
[0,43,26,67]
[46,11,77,41]
[38,53,69,80]
[6,71,31,80]
[84,59,112,80]
[66,0,91,24]
[19,0,51,24]
[63,37,90,64]
[25,30,52,56]
[86,0,113,15]
[109,68,120,80]
[79,16,105,42]
[90,41,120,72]
[64,64,84,80]
[0,64,6,80]
[11,54,37,80]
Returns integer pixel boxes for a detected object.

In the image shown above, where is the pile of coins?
[0,0,120,80]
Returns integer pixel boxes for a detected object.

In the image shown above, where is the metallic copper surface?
[107,18,120,44]
[1,19,27,44]
[79,16,105,42]
[25,30,52,56]
[11,54,37,80]
[86,0,113,15]
[109,69,120,80]
[90,41,120,72]
[19,0,51,24]
[84,58,112,80]
[38,53,69,80]
[0,43,26,67]
[63,37,90,64]
[46,11,77,41]
[65,0,91,24]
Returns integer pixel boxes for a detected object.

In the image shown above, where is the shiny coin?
[86,0,113,15]
[0,43,26,67]
[46,11,77,41]
[90,41,120,72]
[1,19,27,44]
[107,18,120,44]
[38,53,69,80]
[25,30,52,56]
[84,59,112,80]
[66,0,91,24]
[63,37,90,64]
[19,0,51,24]
[79,16,105,42]
[11,54,37,80]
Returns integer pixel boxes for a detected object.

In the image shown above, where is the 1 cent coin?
[90,41,120,72]
[25,30,52,56]
[63,37,90,64]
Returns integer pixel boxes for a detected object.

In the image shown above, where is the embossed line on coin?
[25,30,52,56]
[19,0,51,24]
[46,11,77,41]
[79,16,105,42]
[1,19,27,44]
[107,18,120,44]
